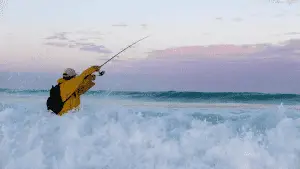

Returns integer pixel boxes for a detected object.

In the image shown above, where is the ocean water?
[1,89,300,169]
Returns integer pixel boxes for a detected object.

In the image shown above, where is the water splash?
[0,95,300,169]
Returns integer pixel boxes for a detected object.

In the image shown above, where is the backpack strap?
[58,83,76,104]
[63,91,75,103]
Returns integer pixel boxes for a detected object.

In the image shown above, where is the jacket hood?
[57,78,66,84]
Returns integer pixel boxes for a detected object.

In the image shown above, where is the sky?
[1,0,300,93]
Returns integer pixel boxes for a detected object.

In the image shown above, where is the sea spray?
[0,91,300,168]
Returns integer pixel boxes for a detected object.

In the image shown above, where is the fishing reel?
[98,70,105,76]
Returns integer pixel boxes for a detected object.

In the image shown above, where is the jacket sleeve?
[60,67,99,101]
[77,75,96,95]
[78,80,95,95]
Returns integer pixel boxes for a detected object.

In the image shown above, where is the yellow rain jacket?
[56,66,99,116]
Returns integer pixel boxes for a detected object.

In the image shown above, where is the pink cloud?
[150,44,264,57]
[105,38,300,76]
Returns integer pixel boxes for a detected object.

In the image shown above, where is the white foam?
[0,95,300,169]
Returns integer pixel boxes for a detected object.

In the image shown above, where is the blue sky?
[1,0,300,92]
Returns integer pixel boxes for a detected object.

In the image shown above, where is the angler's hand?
[91,74,96,80]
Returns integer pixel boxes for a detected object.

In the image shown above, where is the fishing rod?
[100,36,150,67]
[97,35,150,76]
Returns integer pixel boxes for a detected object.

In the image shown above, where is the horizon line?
[0,87,299,95]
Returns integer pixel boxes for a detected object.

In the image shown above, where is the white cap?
[63,68,77,77]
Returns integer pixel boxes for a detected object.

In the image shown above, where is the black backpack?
[46,83,73,114]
